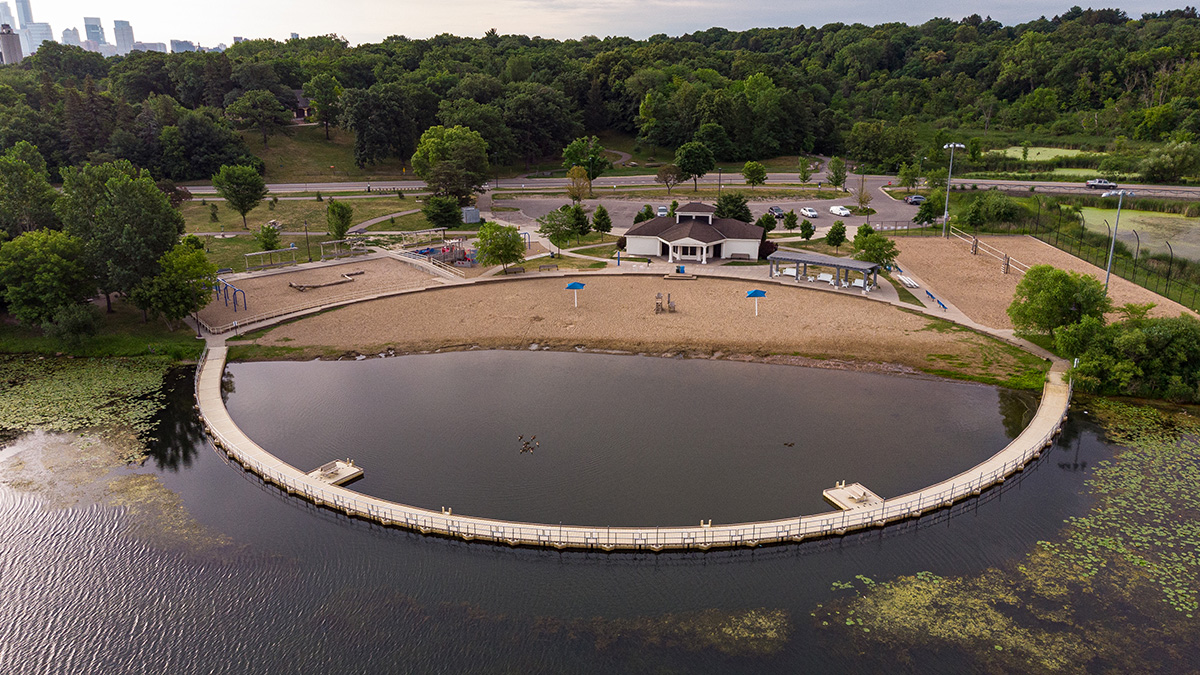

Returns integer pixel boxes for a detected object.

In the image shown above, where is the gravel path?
[895,235,1195,329]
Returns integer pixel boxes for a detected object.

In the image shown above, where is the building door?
[661,242,669,256]
[713,243,722,258]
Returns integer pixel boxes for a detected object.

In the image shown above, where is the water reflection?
[145,368,205,472]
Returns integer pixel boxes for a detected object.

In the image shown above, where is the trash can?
[677,265,685,274]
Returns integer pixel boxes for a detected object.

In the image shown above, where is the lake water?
[0,355,1115,674]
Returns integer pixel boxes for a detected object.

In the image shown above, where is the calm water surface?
[223,352,1039,525]
[0,355,1115,674]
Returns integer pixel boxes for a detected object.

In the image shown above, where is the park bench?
[729,253,752,260]
[539,263,559,271]
[508,266,525,274]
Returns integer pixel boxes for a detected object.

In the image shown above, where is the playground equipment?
[245,245,298,272]
[213,278,247,312]
[319,238,368,261]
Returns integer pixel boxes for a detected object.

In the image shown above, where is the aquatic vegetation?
[0,355,171,440]
[817,400,1200,673]
[104,474,232,552]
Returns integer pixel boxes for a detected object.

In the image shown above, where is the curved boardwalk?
[195,343,1071,552]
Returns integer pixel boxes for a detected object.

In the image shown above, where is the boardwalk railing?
[391,250,467,278]
[195,344,1072,552]
[196,278,432,334]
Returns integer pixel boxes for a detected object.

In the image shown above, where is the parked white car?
[657,206,669,217]
[829,205,853,217]
[799,207,819,218]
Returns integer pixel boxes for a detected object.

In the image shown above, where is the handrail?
[195,343,1072,552]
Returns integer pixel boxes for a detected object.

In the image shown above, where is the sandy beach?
[254,275,1043,381]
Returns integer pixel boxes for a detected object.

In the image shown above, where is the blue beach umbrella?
[566,282,586,307]
[747,289,766,316]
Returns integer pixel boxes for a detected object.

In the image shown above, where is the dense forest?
[2,5,1200,182]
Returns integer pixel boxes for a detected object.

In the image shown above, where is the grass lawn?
[0,299,204,359]
[247,126,415,182]
[724,260,769,266]
[767,231,807,239]
[566,231,618,247]
[364,211,437,232]
[521,255,609,270]
[1000,146,1087,160]
[779,239,849,256]
[201,234,314,272]
[884,275,924,306]
[569,243,644,261]
[184,196,413,233]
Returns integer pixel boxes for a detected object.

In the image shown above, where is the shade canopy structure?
[747,289,766,316]
[566,281,585,307]
[767,250,881,291]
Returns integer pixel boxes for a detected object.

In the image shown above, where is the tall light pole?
[942,142,965,237]
[1101,190,1133,293]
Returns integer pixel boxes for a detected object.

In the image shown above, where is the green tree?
[56,160,185,312]
[1008,264,1112,337]
[853,174,873,211]
[826,156,848,191]
[852,222,876,250]
[0,230,95,327]
[411,125,490,204]
[567,204,591,244]
[212,165,268,229]
[967,137,983,161]
[798,157,814,183]
[474,222,525,271]
[783,210,799,232]
[754,212,776,235]
[42,304,100,347]
[742,161,767,189]
[537,206,575,252]
[130,243,218,330]
[0,141,59,239]
[1020,140,1031,162]
[674,141,715,191]
[713,192,752,222]
[655,164,683,194]
[913,189,945,225]
[226,89,291,149]
[925,168,949,189]
[897,162,918,192]
[592,204,613,235]
[854,234,899,268]
[326,200,354,239]
[1139,141,1200,184]
[255,221,282,251]
[800,219,815,240]
[826,221,847,252]
[302,73,343,140]
[561,135,612,194]
[566,165,590,203]
[633,204,656,223]
[421,195,463,228]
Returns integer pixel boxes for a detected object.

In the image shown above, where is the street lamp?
[942,142,966,237]
[1101,190,1133,293]
[303,219,313,262]
[718,168,723,196]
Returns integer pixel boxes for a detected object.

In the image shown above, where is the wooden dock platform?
[307,459,363,485]
[823,482,883,510]
[195,343,1071,553]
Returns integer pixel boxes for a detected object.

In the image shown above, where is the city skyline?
[27,0,1189,50]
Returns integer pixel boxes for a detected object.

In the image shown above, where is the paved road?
[188,172,1200,201]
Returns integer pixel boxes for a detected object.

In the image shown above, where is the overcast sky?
[24,0,1179,47]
